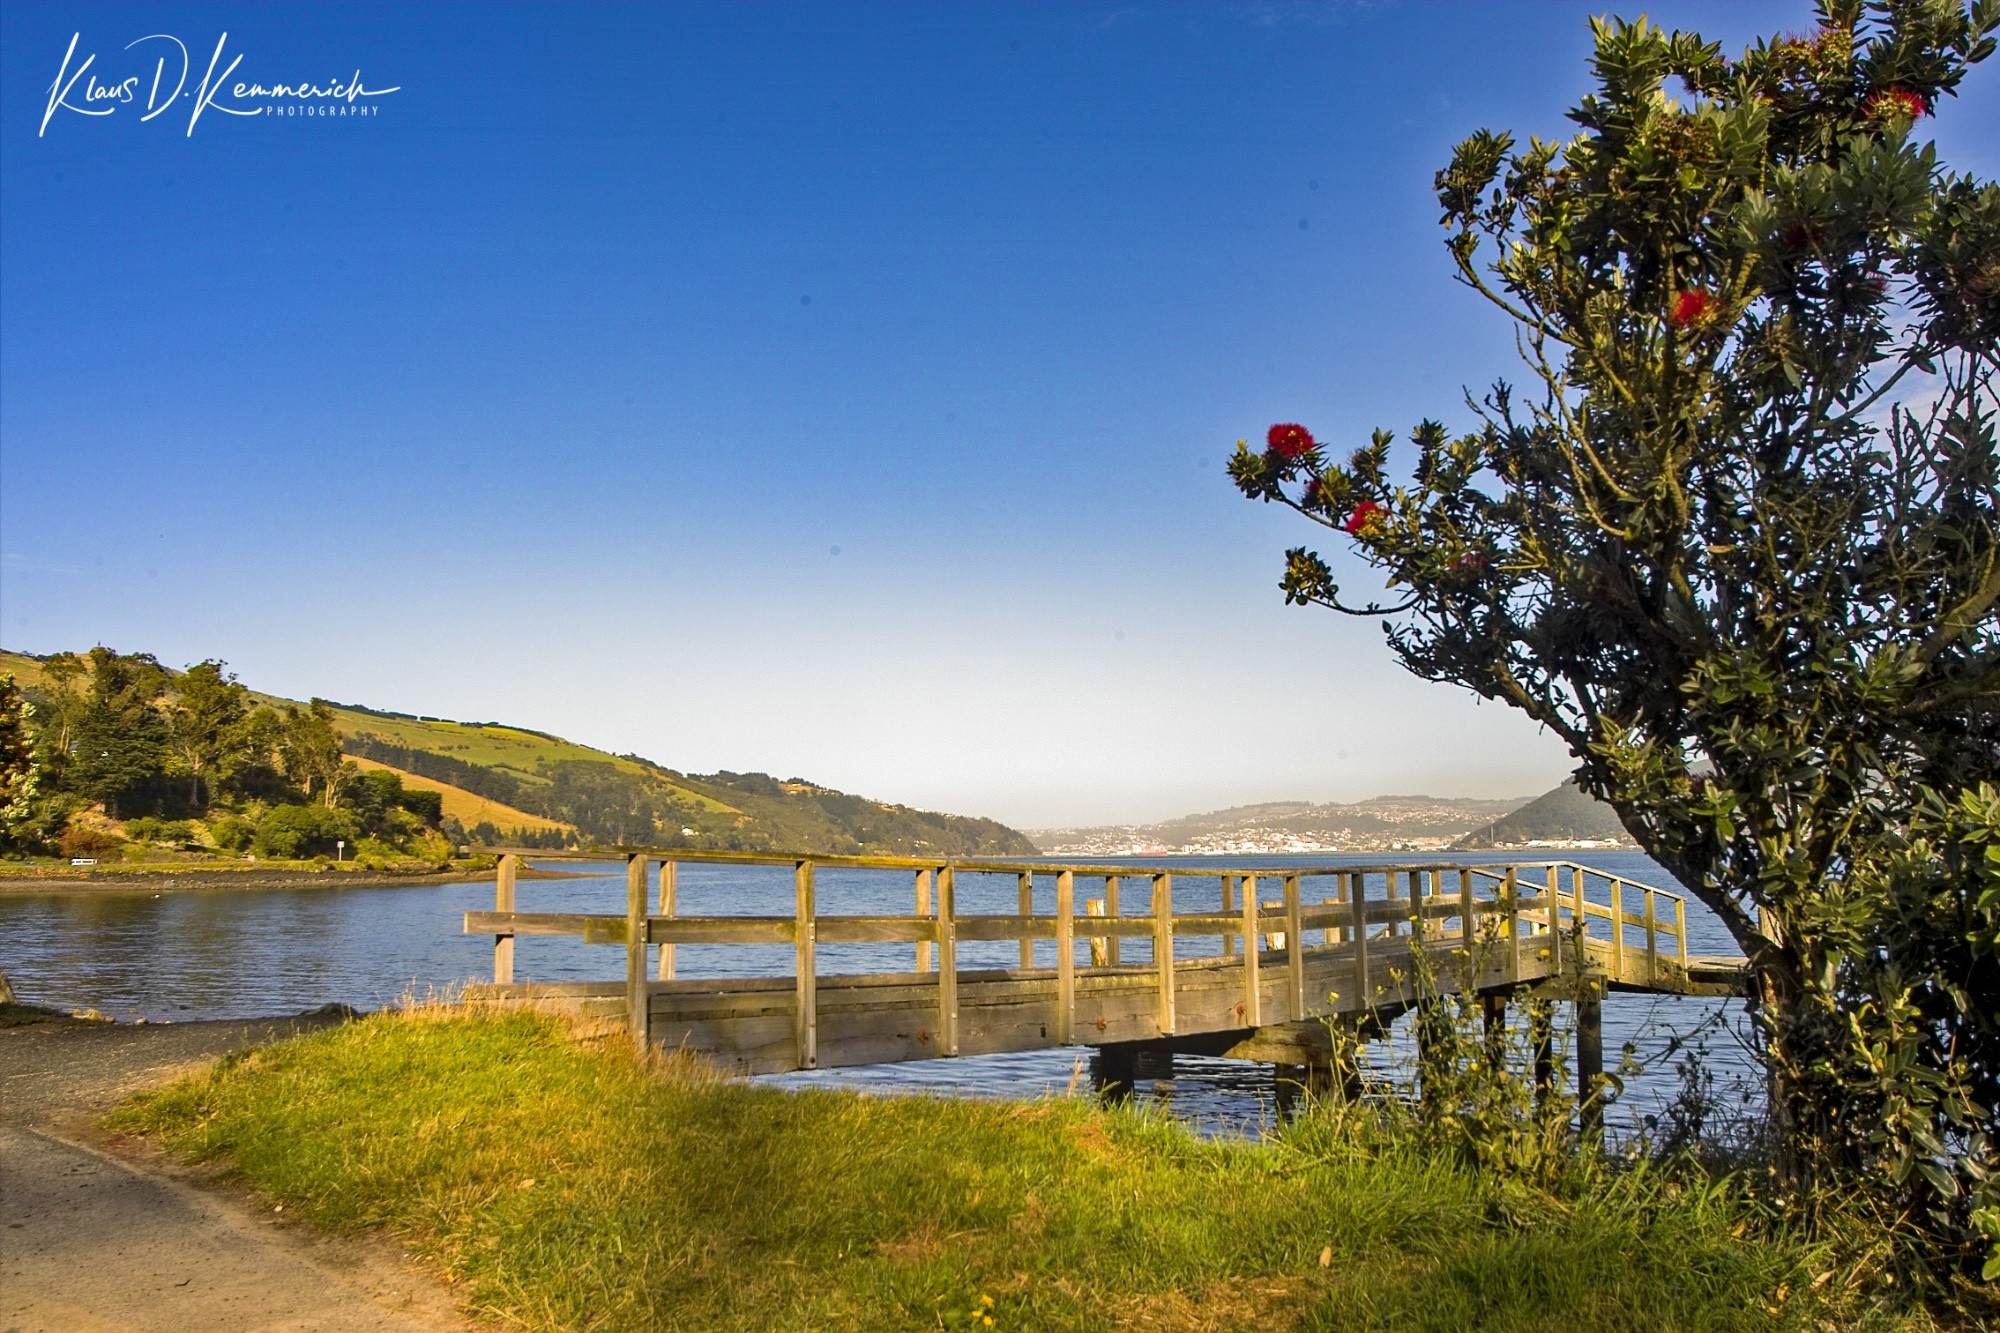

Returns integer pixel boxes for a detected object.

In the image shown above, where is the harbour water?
[0,851,1761,1136]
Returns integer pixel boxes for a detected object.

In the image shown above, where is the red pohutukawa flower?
[1867,87,1931,119]
[1669,290,1720,328]
[1343,500,1387,537]
[1267,423,1315,459]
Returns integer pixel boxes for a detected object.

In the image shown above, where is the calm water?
[0,852,1759,1135]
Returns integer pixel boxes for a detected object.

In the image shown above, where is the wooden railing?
[465,849,1710,1069]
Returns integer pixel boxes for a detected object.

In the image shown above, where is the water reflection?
[0,852,1761,1135]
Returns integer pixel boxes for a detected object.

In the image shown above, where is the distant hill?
[1452,780,1635,849]
[1029,794,1534,856]
[0,649,1036,858]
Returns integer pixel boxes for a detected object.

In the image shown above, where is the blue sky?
[4,2,1994,827]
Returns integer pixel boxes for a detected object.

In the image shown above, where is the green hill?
[0,649,1035,858]
[1452,780,1635,849]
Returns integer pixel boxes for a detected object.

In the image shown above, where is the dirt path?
[1,1015,472,1333]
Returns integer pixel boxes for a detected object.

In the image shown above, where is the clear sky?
[4,3,1994,829]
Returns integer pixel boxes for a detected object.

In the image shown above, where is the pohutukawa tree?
[1234,1,2000,1272]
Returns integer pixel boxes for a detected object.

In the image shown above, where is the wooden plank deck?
[464,850,1748,1078]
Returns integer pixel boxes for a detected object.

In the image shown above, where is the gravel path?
[1,1013,471,1333]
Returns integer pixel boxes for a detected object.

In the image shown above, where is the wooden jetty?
[465,849,1745,1098]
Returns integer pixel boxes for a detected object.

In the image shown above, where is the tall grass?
[104,1006,1940,1332]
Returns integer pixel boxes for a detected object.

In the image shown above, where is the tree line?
[0,649,450,862]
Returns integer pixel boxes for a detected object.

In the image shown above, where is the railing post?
[937,866,959,1054]
[1284,873,1304,1020]
[493,852,518,984]
[1457,867,1476,993]
[1573,865,1589,969]
[1018,871,1035,970]
[915,869,933,973]
[1547,866,1564,973]
[795,859,817,1069]
[1675,896,1688,969]
[1609,877,1624,980]
[1221,875,1238,957]
[626,853,648,1054]
[1504,867,1521,981]
[656,859,678,981]
[1644,887,1659,986]
[1349,871,1370,1007]
[1086,899,1108,966]
[1055,870,1075,1044]
[1152,873,1175,1036]
[1240,873,1261,1027]
[1104,875,1121,965]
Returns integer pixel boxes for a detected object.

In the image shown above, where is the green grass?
[108,1008,1914,1332]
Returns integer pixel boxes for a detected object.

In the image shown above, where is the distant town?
[1026,784,1638,858]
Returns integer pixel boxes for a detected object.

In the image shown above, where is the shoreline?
[0,863,588,896]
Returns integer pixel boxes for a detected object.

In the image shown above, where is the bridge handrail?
[465,851,1698,1066]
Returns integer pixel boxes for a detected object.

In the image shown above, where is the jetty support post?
[625,853,648,1053]
[493,853,518,984]
[1093,1042,1137,1102]
[656,859,677,981]
[1481,992,1507,1070]
[795,859,817,1069]
[1531,998,1555,1107]
[1578,980,1605,1144]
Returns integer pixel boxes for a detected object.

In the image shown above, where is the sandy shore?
[0,864,587,896]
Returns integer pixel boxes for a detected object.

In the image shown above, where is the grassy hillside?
[0,649,1036,858]
[347,757,569,837]
[1453,781,1635,849]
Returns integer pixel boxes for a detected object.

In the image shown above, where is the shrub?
[251,804,358,860]
[58,824,123,859]
[209,814,256,852]
[124,817,199,846]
